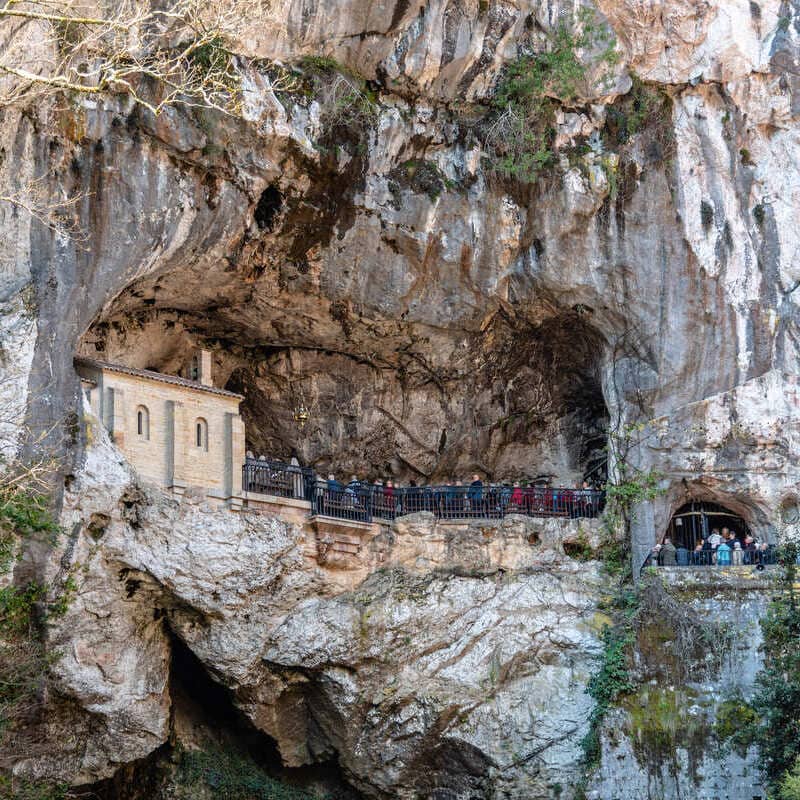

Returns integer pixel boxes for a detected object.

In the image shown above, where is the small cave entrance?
[254,185,284,232]
[75,631,361,800]
[665,501,751,550]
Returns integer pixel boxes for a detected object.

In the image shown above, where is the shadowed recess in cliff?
[220,309,610,483]
[74,631,362,800]
[76,295,611,486]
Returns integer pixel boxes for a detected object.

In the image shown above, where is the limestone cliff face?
[39,419,608,798]
[5,0,796,506]
[18,422,773,799]
[2,0,799,797]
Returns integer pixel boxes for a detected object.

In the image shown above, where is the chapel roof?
[74,356,244,400]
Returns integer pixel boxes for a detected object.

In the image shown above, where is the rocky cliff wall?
[4,0,797,509]
[10,422,776,800]
[2,0,800,796]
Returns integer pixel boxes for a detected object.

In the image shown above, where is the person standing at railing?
[290,457,304,499]
[510,482,524,511]
[743,534,756,564]
[716,539,732,566]
[578,481,593,517]
[660,537,677,566]
[500,483,512,513]
[384,480,396,518]
[553,485,564,515]
[346,475,361,509]
[468,475,483,515]
[700,536,714,565]
[642,543,662,567]
[327,474,344,514]
[371,480,384,515]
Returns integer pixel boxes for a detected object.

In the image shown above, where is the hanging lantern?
[293,405,310,429]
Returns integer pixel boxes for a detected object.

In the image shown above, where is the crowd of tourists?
[318,473,605,518]
[243,454,605,519]
[644,526,774,567]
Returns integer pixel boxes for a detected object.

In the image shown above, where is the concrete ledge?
[244,492,312,511]
[310,514,379,535]
[653,565,781,591]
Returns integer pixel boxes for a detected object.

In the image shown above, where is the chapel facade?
[75,351,246,508]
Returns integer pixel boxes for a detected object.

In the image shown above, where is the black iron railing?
[243,459,605,524]
[242,459,315,501]
[641,545,782,571]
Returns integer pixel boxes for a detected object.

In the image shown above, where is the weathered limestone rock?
[24,421,609,797]
[1,0,799,794]
[587,568,773,800]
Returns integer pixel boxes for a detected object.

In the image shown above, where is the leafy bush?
[779,756,800,800]
[604,468,662,510]
[0,490,59,574]
[494,9,617,109]
[749,543,800,792]
[485,8,618,183]
[178,746,321,800]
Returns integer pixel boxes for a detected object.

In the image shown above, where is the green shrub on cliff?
[485,8,618,183]
[778,756,800,800]
[748,543,800,794]
[177,746,322,800]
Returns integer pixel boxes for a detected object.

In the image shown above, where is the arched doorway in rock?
[665,501,751,550]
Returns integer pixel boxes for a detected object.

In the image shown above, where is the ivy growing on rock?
[749,542,800,798]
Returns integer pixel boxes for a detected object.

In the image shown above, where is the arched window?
[195,418,208,451]
[136,406,150,440]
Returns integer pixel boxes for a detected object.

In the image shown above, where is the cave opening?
[222,311,611,488]
[73,630,361,800]
[254,184,284,231]
[665,501,752,551]
[76,286,611,490]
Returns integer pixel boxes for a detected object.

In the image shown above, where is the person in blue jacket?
[468,474,483,514]
[716,540,732,566]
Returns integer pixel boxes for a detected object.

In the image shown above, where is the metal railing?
[641,545,781,571]
[243,459,605,524]
[242,459,314,501]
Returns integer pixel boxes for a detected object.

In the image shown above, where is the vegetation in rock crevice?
[483,7,619,184]
[0,487,76,800]
[174,745,324,800]
[268,56,379,157]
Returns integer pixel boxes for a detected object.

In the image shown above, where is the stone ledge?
[310,514,379,535]
[243,492,312,511]
[654,565,781,591]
